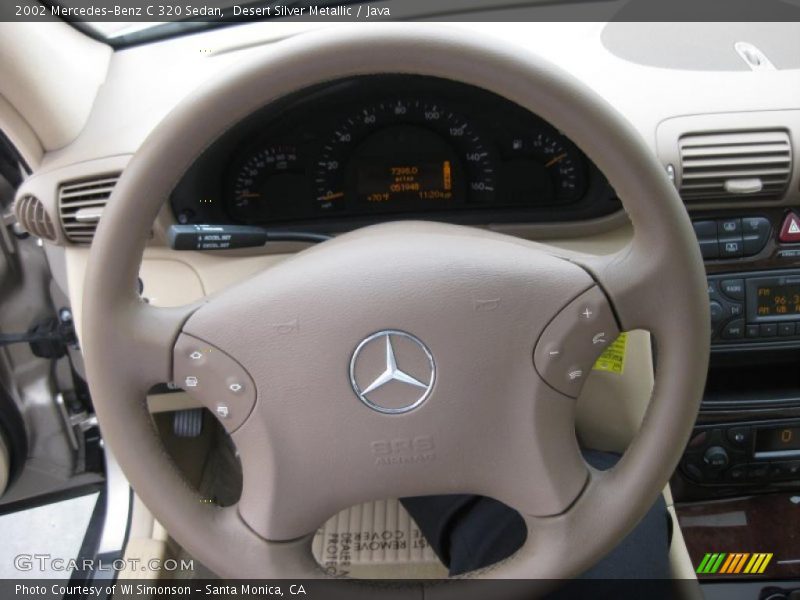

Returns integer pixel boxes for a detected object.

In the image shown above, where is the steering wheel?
[82,24,709,591]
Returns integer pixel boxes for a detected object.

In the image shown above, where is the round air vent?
[13,194,58,241]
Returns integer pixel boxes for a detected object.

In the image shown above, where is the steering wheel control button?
[566,368,584,382]
[174,333,256,432]
[350,330,435,414]
[534,286,620,398]
[546,346,562,359]
[185,347,208,366]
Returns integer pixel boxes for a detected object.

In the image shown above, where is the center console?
[674,208,800,503]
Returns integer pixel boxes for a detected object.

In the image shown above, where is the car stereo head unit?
[709,269,800,349]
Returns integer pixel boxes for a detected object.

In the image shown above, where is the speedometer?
[314,99,496,213]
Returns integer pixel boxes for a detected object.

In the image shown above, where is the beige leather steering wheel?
[82,25,709,592]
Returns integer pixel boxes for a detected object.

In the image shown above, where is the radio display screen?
[755,426,800,456]
[756,283,800,318]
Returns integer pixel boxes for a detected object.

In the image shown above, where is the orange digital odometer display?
[756,284,800,317]
[357,161,455,205]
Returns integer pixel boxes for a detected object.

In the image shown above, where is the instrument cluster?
[170,76,619,231]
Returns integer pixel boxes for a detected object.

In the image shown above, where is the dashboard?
[170,75,619,231]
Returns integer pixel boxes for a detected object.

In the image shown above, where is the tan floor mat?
[312,498,448,578]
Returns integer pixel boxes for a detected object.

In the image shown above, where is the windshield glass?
[70,0,367,45]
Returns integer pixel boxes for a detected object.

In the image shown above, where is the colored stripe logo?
[696,552,772,574]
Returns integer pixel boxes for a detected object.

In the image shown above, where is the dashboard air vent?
[58,175,119,244]
[13,194,58,241]
[678,130,792,202]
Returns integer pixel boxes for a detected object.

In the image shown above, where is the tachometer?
[314,100,496,213]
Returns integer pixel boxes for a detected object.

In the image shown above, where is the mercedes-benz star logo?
[349,330,435,414]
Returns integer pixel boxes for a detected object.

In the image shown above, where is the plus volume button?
[533,286,620,398]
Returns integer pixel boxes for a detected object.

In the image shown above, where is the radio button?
[727,303,744,318]
[720,279,745,301]
[770,463,789,480]
[778,322,796,337]
[709,301,724,325]
[722,319,745,339]
[746,325,760,338]
[760,323,777,337]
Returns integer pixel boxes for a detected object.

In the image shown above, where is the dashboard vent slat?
[58,174,120,244]
[13,195,58,241]
[678,130,792,203]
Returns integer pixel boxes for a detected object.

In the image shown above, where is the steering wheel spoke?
[91,300,199,393]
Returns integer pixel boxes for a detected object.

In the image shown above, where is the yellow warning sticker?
[593,332,628,374]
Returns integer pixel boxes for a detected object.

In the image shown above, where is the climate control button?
[703,446,729,469]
